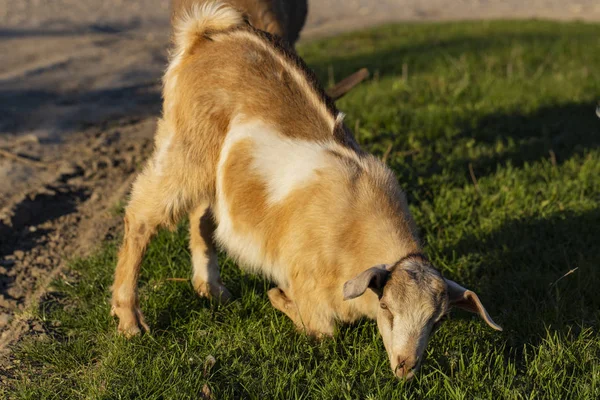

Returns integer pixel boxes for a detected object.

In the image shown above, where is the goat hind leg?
[111,210,154,337]
[111,173,179,336]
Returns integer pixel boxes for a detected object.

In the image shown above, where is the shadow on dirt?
[0,82,161,140]
[0,20,143,39]
[0,185,91,256]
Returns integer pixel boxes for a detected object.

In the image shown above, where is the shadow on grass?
[305,23,599,196]
[307,25,598,83]
[452,102,600,181]
[376,100,599,205]
[150,265,274,333]
[438,208,600,348]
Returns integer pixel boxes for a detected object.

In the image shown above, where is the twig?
[165,277,188,282]
[326,68,370,101]
[0,148,47,168]
[381,143,393,164]
[402,63,408,81]
[549,267,578,288]
[468,163,481,196]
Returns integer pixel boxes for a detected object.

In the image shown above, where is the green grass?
[5,20,600,399]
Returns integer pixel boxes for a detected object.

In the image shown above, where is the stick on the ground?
[549,267,578,288]
[0,148,47,168]
[326,68,370,101]
[468,163,481,196]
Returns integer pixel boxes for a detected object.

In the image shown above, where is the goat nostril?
[395,359,412,375]
[395,356,420,378]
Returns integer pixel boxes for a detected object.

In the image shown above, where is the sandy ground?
[1,0,600,366]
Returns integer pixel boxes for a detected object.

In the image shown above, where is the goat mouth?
[394,364,418,380]
[395,369,416,381]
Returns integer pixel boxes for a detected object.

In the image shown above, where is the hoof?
[111,305,149,337]
[194,280,232,304]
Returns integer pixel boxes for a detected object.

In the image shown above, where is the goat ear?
[445,279,503,331]
[343,265,390,300]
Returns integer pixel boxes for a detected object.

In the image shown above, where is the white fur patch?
[191,245,218,283]
[214,119,273,282]
[252,130,329,205]
[214,118,334,285]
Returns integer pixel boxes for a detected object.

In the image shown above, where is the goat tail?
[172,1,244,56]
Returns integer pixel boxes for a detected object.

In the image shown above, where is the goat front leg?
[268,287,334,338]
[189,203,231,303]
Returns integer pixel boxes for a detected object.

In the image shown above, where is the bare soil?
[1,0,599,365]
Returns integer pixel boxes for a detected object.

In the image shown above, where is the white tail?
[172,2,244,56]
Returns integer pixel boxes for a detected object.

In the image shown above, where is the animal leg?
[189,203,231,303]
[268,287,335,338]
[110,167,187,336]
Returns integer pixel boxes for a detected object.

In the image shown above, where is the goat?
[110,2,502,379]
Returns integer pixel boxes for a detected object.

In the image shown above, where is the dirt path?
[1,0,599,364]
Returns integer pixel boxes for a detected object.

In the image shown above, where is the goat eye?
[380,303,388,310]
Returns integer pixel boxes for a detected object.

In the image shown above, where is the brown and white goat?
[110,2,502,379]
